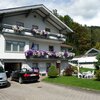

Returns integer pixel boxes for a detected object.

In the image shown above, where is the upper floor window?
[31,43,39,50]
[45,28,50,32]
[5,40,25,52]
[49,45,54,51]
[32,25,38,29]
[16,21,24,27]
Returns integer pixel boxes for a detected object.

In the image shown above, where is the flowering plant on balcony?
[25,49,74,59]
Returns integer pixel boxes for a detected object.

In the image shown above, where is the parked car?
[10,68,40,84]
[0,66,8,87]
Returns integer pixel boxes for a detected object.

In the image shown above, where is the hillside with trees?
[52,9,100,55]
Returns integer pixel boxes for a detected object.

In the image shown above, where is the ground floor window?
[32,63,38,68]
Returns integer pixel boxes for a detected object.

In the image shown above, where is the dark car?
[10,68,39,84]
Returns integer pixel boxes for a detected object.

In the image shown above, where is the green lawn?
[43,76,100,91]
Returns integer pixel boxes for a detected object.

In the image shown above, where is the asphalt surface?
[0,80,100,100]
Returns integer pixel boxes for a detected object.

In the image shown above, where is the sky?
[0,0,100,26]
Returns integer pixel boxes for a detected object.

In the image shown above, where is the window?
[31,43,39,50]
[6,41,12,51]
[45,28,50,32]
[5,40,25,52]
[19,42,25,51]
[12,41,18,51]
[32,25,38,29]
[49,45,54,51]
[32,63,38,68]
[16,21,24,27]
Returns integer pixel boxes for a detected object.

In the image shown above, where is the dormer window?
[32,25,38,29]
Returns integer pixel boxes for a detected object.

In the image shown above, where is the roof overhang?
[0,4,73,34]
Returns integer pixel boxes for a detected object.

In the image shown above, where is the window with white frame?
[6,41,12,51]
[19,42,25,51]
[5,40,25,52]
[31,43,39,50]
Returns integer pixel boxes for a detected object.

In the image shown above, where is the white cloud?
[66,0,100,26]
[0,0,100,26]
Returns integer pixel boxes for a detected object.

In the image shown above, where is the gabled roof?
[85,48,100,55]
[0,4,73,34]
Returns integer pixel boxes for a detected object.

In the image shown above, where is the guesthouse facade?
[0,4,74,75]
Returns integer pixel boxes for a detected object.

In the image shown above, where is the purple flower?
[26,49,33,56]
[64,52,68,57]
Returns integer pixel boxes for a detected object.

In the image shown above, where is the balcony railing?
[25,49,75,59]
[0,24,66,42]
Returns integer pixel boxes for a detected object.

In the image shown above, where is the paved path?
[0,80,100,100]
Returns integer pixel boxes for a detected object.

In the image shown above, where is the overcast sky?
[0,0,100,26]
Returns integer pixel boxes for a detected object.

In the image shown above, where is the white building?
[69,48,99,69]
[0,4,74,75]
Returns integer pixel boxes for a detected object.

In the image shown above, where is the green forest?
[52,10,100,55]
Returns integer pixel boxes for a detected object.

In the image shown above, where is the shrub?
[48,65,58,78]
[95,70,100,81]
[73,66,78,74]
[63,65,74,76]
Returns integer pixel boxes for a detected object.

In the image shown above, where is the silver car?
[0,66,8,86]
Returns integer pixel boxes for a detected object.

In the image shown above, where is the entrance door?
[56,62,61,75]
[4,63,21,77]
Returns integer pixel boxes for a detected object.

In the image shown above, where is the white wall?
[0,34,29,59]
[31,40,61,52]
[0,33,61,60]
[0,34,5,56]
[79,64,95,69]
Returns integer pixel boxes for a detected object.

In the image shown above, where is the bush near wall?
[48,65,58,78]
[63,65,74,76]
[95,70,100,81]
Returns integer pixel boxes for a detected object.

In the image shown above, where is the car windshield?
[0,67,5,73]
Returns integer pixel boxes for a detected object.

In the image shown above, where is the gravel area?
[0,79,100,100]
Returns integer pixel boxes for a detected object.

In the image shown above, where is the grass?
[79,67,94,73]
[43,76,100,91]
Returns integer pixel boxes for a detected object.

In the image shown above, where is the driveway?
[0,80,100,100]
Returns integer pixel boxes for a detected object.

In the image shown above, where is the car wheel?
[19,77,23,84]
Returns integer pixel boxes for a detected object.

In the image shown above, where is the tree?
[59,14,91,55]
[95,53,100,70]
[94,42,100,50]
[52,10,92,55]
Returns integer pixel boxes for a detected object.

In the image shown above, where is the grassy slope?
[43,76,100,90]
